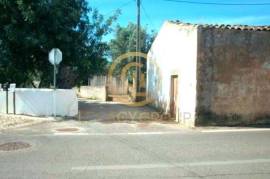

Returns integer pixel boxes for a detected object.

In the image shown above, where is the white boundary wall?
[0,89,78,117]
[76,86,107,101]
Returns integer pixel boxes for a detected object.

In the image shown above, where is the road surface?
[0,120,270,179]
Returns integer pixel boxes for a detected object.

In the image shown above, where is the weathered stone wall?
[196,27,270,126]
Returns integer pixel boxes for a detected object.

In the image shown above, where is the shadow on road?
[78,99,174,124]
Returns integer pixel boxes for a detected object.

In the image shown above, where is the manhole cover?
[56,128,79,132]
[0,142,31,151]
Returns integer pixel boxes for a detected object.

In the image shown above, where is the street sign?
[48,48,63,90]
[48,48,63,118]
[49,48,62,65]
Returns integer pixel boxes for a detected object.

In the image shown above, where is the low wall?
[0,89,78,117]
[76,86,107,101]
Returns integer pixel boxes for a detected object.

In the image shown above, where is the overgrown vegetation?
[0,0,118,88]
[109,23,156,79]
[0,1,156,88]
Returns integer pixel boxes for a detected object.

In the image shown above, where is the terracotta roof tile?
[171,20,270,31]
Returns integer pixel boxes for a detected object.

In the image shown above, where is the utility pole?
[136,0,141,101]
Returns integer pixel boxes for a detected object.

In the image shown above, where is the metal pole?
[53,64,56,118]
[6,90,8,114]
[54,64,56,89]
[13,91,16,114]
[136,0,141,101]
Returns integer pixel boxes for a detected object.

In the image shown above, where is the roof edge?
[168,20,270,31]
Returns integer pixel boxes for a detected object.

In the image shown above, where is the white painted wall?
[76,86,107,101]
[0,89,78,117]
[147,21,198,126]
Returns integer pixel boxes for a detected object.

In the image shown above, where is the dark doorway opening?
[170,75,178,119]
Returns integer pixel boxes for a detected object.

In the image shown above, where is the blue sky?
[88,0,270,40]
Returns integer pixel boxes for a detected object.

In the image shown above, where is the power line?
[163,0,270,6]
[133,0,155,29]
[141,2,155,27]
[88,0,135,56]
[103,0,135,17]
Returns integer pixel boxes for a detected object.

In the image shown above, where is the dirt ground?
[78,99,165,122]
[0,114,50,130]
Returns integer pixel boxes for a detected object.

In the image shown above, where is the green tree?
[0,0,118,88]
[110,22,155,61]
[109,22,156,78]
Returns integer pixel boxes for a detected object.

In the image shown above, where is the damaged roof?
[170,20,270,31]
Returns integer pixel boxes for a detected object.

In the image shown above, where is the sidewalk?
[0,114,51,130]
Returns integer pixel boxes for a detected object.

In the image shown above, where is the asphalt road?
[0,120,270,179]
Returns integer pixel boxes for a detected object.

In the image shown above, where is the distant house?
[147,21,270,127]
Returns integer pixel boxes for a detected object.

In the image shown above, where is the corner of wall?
[194,26,201,127]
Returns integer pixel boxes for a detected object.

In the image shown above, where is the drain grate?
[0,142,31,151]
[56,128,79,132]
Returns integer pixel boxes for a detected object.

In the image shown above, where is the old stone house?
[147,21,270,127]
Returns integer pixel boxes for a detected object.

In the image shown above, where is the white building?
[147,21,270,127]
[147,21,197,127]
